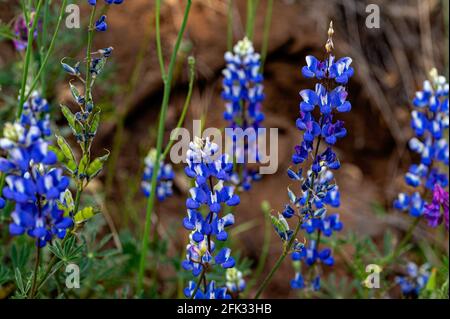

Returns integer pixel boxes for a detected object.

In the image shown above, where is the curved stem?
[137,0,192,295]
[161,57,196,160]
[24,0,68,102]
[17,0,44,118]
[254,131,323,299]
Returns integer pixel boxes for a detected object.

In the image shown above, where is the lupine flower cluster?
[221,37,265,191]
[394,69,449,228]
[181,137,240,299]
[141,149,174,201]
[0,92,73,247]
[395,262,430,298]
[271,23,352,291]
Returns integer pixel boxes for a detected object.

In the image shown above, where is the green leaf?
[86,151,109,180]
[74,206,96,223]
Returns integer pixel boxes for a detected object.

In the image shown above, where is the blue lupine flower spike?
[182,137,239,299]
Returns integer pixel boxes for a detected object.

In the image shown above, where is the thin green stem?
[155,0,166,80]
[227,0,233,51]
[24,0,68,101]
[137,0,192,295]
[260,0,273,71]
[84,5,97,103]
[254,216,303,299]
[383,217,421,265]
[246,0,259,41]
[254,133,322,299]
[17,0,44,118]
[161,57,196,160]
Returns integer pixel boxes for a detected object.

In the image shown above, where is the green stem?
[383,217,421,265]
[227,0,233,51]
[84,5,97,103]
[254,133,322,299]
[260,0,273,71]
[24,0,68,101]
[254,217,302,299]
[137,0,192,295]
[246,0,259,41]
[161,57,196,160]
[17,0,44,118]
[29,244,41,298]
[155,0,166,80]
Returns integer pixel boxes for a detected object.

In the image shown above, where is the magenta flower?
[424,184,449,230]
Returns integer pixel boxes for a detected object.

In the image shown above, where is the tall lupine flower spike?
[394,69,449,224]
[268,21,351,292]
[0,92,73,247]
[221,37,265,191]
[182,137,239,299]
[141,148,174,201]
